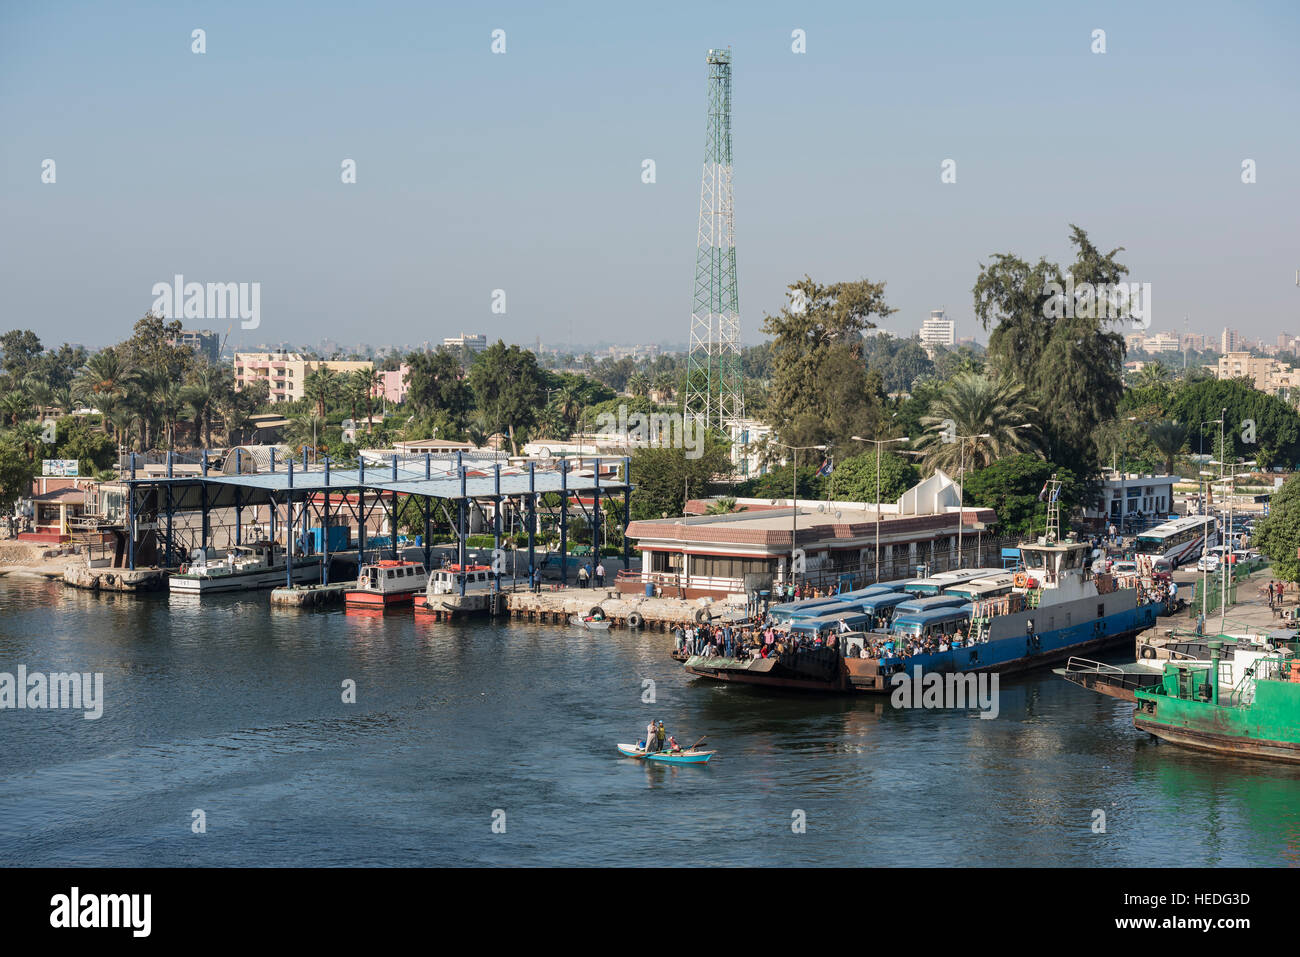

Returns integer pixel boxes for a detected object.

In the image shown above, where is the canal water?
[2,576,1298,867]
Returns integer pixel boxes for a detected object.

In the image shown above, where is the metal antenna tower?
[684,48,744,432]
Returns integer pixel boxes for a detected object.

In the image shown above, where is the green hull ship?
[1134,639,1300,764]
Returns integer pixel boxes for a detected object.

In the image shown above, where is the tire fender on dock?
[627,611,644,629]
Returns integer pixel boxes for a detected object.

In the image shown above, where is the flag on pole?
[816,457,834,477]
[1038,481,1050,502]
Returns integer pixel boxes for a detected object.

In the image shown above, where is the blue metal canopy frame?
[119,451,631,594]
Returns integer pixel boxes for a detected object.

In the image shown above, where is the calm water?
[1,575,1298,867]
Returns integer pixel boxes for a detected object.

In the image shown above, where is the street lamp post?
[851,435,910,582]
[954,432,993,569]
[771,440,827,587]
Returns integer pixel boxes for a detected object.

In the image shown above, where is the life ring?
[1014,573,1027,588]
[627,611,644,629]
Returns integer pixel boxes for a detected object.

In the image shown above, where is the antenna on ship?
[1045,474,1062,544]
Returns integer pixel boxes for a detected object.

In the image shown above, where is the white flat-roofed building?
[919,310,955,348]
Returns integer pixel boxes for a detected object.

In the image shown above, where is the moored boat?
[345,559,429,608]
[685,513,1168,694]
[414,564,495,615]
[1134,639,1300,763]
[169,544,322,594]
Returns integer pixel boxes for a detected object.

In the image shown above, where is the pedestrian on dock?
[578,564,589,588]
[594,563,605,588]
[1268,581,1276,610]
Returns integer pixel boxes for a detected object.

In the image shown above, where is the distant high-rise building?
[919,309,955,347]
[1220,327,1239,354]
[1144,331,1181,353]
[442,333,488,354]
[1182,333,1206,352]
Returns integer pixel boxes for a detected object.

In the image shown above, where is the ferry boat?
[1134,638,1300,763]
[683,482,1169,694]
[168,544,322,594]
[345,559,429,608]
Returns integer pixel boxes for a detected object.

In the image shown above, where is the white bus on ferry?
[1134,515,1218,568]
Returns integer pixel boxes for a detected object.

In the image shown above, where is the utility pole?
[852,435,910,582]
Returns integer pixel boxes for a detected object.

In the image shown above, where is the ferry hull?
[1134,718,1300,764]
[685,601,1164,695]
[344,589,420,608]
[169,559,322,594]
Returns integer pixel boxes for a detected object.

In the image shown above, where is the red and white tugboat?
[345,559,429,608]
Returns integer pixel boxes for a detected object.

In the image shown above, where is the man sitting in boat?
[666,734,682,754]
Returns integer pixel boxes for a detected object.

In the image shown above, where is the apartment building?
[233,351,374,403]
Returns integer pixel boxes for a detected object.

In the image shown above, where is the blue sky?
[2,0,1297,352]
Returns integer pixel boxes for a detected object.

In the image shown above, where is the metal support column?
[560,459,568,587]
[623,455,631,571]
[493,464,502,591]
[458,464,468,596]
[127,453,137,570]
[527,462,536,589]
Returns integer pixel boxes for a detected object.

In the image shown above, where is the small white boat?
[570,614,611,630]
[169,544,321,594]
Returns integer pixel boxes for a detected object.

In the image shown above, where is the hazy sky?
[2,1,1297,353]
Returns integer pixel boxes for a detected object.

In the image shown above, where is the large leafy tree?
[973,225,1127,474]
[0,330,43,379]
[629,436,734,520]
[405,348,471,430]
[467,341,547,455]
[1167,377,1300,469]
[762,276,894,448]
[1253,473,1300,582]
[962,454,1088,536]
[822,450,919,503]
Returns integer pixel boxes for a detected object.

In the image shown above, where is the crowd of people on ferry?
[672,606,990,665]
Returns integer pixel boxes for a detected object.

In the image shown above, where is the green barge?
[1134,639,1300,764]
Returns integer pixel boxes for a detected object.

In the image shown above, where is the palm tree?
[916,372,1039,472]
[627,372,650,397]
[107,407,137,450]
[1146,420,1189,474]
[302,366,340,419]
[182,372,218,450]
[1136,363,1172,389]
[215,397,251,446]
[707,496,739,515]
[556,383,584,430]
[0,389,28,426]
[344,370,370,428]
[13,421,45,461]
[285,413,326,454]
[73,349,129,432]
[652,371,676,400]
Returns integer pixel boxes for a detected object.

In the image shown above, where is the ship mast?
[1044,474,1062,544]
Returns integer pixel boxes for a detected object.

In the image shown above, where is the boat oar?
[687,735,707,753]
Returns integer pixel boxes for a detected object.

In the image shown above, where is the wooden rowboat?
[616,743,716,764]
[570,615,612,630]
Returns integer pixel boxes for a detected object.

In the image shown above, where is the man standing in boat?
[645,719,658,753]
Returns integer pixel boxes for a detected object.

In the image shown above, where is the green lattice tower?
[684,48,744,433]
